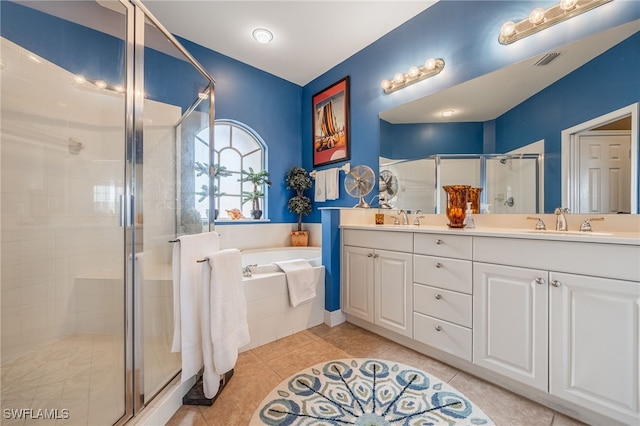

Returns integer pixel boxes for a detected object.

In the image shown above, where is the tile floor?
[166,322,586,426]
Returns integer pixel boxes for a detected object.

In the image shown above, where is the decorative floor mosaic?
[252,358,495,425]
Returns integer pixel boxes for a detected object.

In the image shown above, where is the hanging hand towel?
[315,169,327,202]
[326,167,340,200]
[171,231,220,382]
[200,249,250,399]
[273,259,317,307]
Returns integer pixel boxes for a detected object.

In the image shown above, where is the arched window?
[194,120,267,221]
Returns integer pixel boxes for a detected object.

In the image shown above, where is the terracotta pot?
[290,230,309,247]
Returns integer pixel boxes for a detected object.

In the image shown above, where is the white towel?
[315,169,327,202]
[326,167,339,200]
[273,259,317,307]
[171,231,220,382]
[201,249,250,399]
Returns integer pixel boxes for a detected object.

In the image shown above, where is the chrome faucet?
[398,209,409,225]
[242,264,257,277]
[414,215,425,226]
[554,207,569,231]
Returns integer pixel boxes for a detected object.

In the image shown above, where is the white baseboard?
[324,309,346,327]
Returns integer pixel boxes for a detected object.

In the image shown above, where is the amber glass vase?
[443,185,470,228]
[469,187,483,214]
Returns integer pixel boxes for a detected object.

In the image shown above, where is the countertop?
[340,224,640,246]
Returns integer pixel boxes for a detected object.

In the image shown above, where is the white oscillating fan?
[378,169,398,208]
[344,165,375,208]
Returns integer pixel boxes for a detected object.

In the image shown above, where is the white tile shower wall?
[0,37,178,361]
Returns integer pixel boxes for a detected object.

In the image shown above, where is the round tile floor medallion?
[251,358,495,425]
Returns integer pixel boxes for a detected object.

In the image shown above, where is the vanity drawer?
[343,229,413,252]
[414,255,472,294]
[414,284,472,328]
[414,313,472,361]
[414,233,472,260]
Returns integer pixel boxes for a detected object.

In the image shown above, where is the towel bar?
[169,232,221,243]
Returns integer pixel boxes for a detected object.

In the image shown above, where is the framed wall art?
[312,76,350,167]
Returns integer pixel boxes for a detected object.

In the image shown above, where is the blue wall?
[380,120,484,159]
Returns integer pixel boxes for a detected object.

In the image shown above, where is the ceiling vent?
[533,52,562,66]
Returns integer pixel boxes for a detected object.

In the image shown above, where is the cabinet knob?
[435,294,442,300]
[435,239,444,245]
[373,254,379,258]
[435,325,443,332]
[551,279,561,287]
[435,262,443,268]
[535,277,545,285]
[367,253,373,257]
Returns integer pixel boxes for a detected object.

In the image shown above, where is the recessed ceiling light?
[442,109,455,118]
[252,28,273,44]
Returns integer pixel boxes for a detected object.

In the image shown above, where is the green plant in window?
[194,162,231,202]
[240,167,272,219]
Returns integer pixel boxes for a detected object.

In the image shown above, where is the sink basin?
[525,230,613,236]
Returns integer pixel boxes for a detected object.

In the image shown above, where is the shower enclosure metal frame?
[120,0,215,423]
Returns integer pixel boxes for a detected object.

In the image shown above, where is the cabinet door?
[473,263,549,391]
[549,272,640,425]
[342,245,374,322]
[374,249,413,337]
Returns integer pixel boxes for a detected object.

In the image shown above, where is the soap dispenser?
[464,202,475,228]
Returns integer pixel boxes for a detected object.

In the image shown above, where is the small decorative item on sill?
[375,213,385,225]
[469,187,483,214]
[443,185,470,228]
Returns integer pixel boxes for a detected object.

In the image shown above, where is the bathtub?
[239,247,325,351]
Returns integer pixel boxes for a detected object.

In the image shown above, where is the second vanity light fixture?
[380,57,445,94]
[499,0,612,45]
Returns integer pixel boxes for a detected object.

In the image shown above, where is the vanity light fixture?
[380,58,445,94]
[252,28,273,44]
[499,0,611,45]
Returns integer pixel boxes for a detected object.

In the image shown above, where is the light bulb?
[95,80,107,89]
[252,28,273,44]
[528,7,546,24]
[560,0,578,11]
[393,73,405,84]
[113,85,124,93]
[442,109,454,118]
[500,21,516,37]
[408,66,420,78]
[380,79,391,90]
[74,75,86,84]
[424,58,436,71]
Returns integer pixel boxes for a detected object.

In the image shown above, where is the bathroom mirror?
[379,20,639,214]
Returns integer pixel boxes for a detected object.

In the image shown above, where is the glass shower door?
[0,1,129,424]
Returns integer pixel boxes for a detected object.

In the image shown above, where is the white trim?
[324,309,346,327]
[561,103,638,213]
[132,375,196,426]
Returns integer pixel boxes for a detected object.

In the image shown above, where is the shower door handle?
[119,195,134,227]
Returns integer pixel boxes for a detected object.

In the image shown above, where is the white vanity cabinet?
[413,234,473,361]
[473,262,549,390]
[549,272,640,425]
[342,229,414,337]
[473,237,640,425]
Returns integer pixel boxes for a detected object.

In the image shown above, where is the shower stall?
[0,1,214,424]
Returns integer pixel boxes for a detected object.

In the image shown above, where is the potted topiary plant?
[240,167,272,219]
[286,166,313,246]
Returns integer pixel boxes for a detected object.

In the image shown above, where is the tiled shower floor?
[1,333,125,425]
